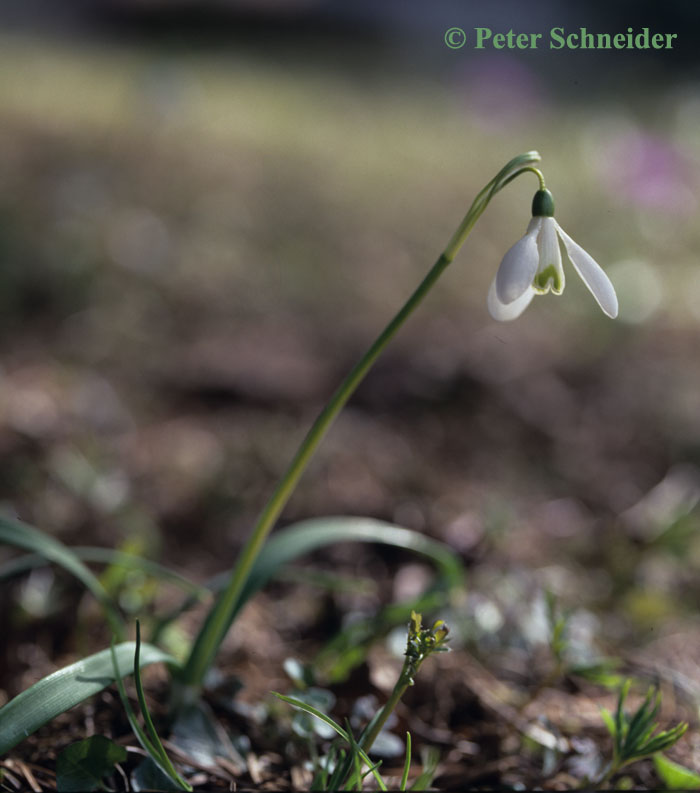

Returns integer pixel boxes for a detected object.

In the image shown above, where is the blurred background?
[1,0,700,782]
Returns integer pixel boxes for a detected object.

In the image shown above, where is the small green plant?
[274,611,449,790]
[359,611,450,753]
[596,680,688,786]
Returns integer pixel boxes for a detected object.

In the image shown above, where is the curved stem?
[506,166,546,191]
[178,151,543,691]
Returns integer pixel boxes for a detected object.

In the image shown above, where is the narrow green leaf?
[235,518,463,622]
[327,747,347,792]
[56,735,127,792]
[344,718,385,791]
[600,707,616,738]
[615,680,631,757]
[109,641,161,762]
[0,514,125,639]
[132,622,192,791]
[410,746,440,791]
[400,732,412,791]
[0,642,174,755]
[313,741,334,790]
[654,753,700,789]
[273,693,349,741]
[625,689,658,750]
[637,724,688,757]
[0,547,203,596]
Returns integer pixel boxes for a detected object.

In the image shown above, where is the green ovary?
[533,264,564,294]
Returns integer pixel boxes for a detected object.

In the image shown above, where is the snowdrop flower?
[488,189,618,321]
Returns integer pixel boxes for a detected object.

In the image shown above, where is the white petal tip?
[488,278,535,321]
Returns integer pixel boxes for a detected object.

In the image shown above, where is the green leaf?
[0,642,174,755]
[233,517,464,623]
[109,626,191,791]
[134,623,192,790]
[0,546,204,596]
[55,735,127,792]
[654,753,700,790]
[410,745,440,791]
[400,732,412,791]
[600,707,616,738]
[615,680,631,758]
[636,724,688,758]
[624,688,658,752]
[0,514,125,639]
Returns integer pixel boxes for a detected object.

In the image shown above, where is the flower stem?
[178,151,543,691]
[359,666,413,753]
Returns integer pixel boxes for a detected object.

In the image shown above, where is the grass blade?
[400,732,412,791]
[0,642,174,755]
[109,642,161,760]
[0,514,125,639]
[327,747,347,791]
[410,746,440,791]
[109,627,191,791]
[133,623,192,790]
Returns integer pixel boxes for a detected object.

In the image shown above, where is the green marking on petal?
[533,265,564,294]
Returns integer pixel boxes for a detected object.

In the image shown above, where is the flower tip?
[605,300,619,320]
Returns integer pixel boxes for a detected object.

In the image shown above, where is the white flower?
[487,190,618,321]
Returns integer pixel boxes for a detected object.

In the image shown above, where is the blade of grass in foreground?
[0,642,174,755]
[0,514,125,639]
[110,624,192,791]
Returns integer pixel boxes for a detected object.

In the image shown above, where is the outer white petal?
[488,277,535,321]
[555,223,618,318]
[495,218,541,304]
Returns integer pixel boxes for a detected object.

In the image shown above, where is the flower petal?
[534,217,564,295]
[495,218,541,304]
[488,277,535,321]
[556,223,618,318]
